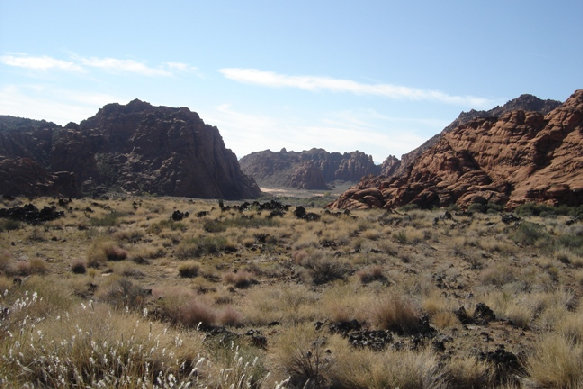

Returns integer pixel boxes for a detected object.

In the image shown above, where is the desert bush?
[119,265,145,278]
[510,221,548,246]
[176,235,235,259]
[146,218,187,234]
[153,288,242,328]
[28,227,46,242]
[177,299,218,327]
[15,258,47,276]
[527,333,583,388]
[555,231,583,256]
[271,323,331,388]
[295,250,350,285]
[356,265,387,284]
[217,305,243,326]
[131,246,165,263]
[90,211,123,226]
[0,218,20,232]
[115,229,144,243]
[225,215,279,228]
[480,263,516,287]
[105,245,127,261]
[242,284,319,325]
[327,335,441,389]
[516,203,583,217]
[0,250,11,274]
[87,240,127,267]
[555,249,583,267]
[203,219,227,233]
[223,270,258,288]
[443,356,493,388]
[557,311,583,344]
[373,294,424,334]
[178,262,199,278]
[392,227,424,244]
[99,278,150,309]
[71,259,86,274]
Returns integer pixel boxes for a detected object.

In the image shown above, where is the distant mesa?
[0,99,260,199]
[331,90,582,209]
[239,148,380,189]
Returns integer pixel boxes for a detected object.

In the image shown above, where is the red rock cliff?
[331,90,583,209]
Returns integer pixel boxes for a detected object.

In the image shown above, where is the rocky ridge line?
[330,90,582,209]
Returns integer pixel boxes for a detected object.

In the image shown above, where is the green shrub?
[556,233,583,256]
[176,236,235,259]
[204,220,227,233]
[90,211,122,226]
[510,222,547,246]
[516,203,583,217]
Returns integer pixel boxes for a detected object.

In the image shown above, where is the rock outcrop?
[393,94,562,177]
[239,148,380,189]
[380,155,400,177]
[330,90,582,209]
[0,100,260,199]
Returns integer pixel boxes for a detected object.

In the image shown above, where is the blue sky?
[1,1,581,163]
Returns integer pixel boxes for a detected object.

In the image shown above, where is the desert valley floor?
[1,196,582,388]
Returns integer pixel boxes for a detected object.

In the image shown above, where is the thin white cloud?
[0,85,125,124]
[220,68,493,108]
[77,56,172,76]
[164,61,195,71]
[205,104,427,163]
[0,54,83,72]
[0,53,197,77]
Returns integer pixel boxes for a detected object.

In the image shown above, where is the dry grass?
[223,270,258,288]
[178,261,199,278]
[70,259,87,274]
[527,333,583,388]
[356,264,386,284]
[442,356,494,388]
[372,294,423,334]
[87,239,127,267]
[327,335,441,389]
[242,284,319,325]
[1,196,582,388]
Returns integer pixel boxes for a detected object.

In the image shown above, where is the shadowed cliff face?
[331,90,582,210]
[239,148,380,189]
[0,99,260,199]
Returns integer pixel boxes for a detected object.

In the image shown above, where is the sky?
[1,1,582,163]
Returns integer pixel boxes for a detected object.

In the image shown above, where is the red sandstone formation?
[331,90,582,209]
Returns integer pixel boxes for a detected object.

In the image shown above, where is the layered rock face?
[239,148,380,189]
[331,90,582,209]
[0,100,260,199]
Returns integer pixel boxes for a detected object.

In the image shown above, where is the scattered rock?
[171,210,189,221]
[328,319,362,335]
[294,206,306,218]
[478,347,523,383]
[456,303,496,325]
[502,214,521,224]
[0,204,64,224]
[246,330,268,349]
[348,330,393,351]
[473,303,496,324]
